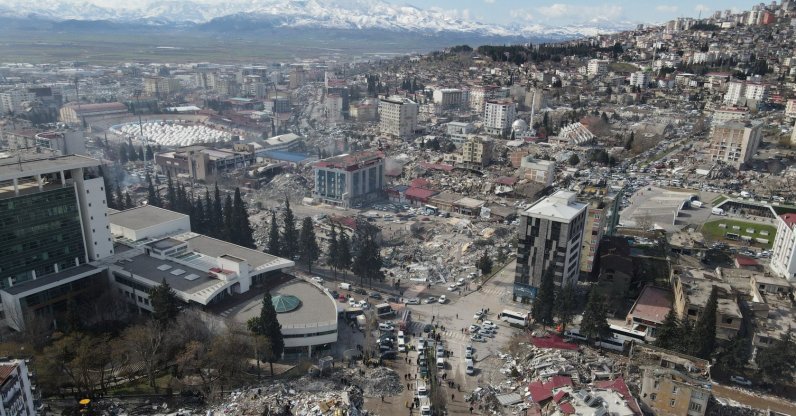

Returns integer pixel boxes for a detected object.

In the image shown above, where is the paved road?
[712,384,796,415]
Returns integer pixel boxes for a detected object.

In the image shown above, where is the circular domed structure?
[512,119,528,132]
[272,294,302,313]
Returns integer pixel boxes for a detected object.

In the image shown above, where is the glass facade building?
[0,187,85,287]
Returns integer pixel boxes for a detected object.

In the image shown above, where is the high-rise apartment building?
[432,88,463,109]
[0,359,36,415]
[483,100,516,136]
[587,59,609,76]
[707,121,762,169]
[723,81,767,107]
[576,184,622,274]
[457,136,493,168]
[0,155,114,330]
[513,190,587,302]
[0,90,35,115]
[771,213,796,281]
[143,76,181,98]
[630,71,651,88]
[379,96,418,138]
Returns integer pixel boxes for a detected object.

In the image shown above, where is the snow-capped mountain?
[0,0,632,40]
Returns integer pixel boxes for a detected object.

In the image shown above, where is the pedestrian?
[405,400,409,408]
[381,395,384,402]
[451,394,455,401]
[456,313,458,319]
[469,406,473,413]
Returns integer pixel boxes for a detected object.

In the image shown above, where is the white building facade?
[483,100,516,135]
[771,213,796,281]
[379,96,418,138]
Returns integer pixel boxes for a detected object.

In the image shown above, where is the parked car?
[470,334,486,342]
[447,284,457,291]
[380,350,397,360]
[423,324,434,333]
[423,296,437,304]
[468,324,480,333]
[386,296,400,303]
[730,375,752,386]
[379,323,395,332]
[353,288,367,295]
[474,310,485,320]
[369,292,382,300]
[438,295,447,304]
[311,276,324,284]
[406,298,420,305]
[482,320,496,329]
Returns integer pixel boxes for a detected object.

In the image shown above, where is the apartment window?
[650,393,657,401]
[672,386,679,394]
[670,399,676,407]
[689,403,702,412]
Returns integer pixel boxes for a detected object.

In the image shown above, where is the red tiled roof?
[419,162,453,172]
[405,187,438,200]
[0,364,17,385]
[496,176,518,186]
[558,403,576,414]
[410,178,430,188]
[594,377,642,415]
[781,213,796,228]
[553,390,568,403]
[531,333,578,350]
[628,285,672,325]
[528,376,572,403]
[735,255,759,267]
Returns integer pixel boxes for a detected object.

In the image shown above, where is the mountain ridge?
[0,0,634,41]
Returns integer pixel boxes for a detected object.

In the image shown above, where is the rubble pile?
[258,173,310,203]
[207,379,365,416]
[346,366,403,397]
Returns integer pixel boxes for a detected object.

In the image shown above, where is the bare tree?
[121,320,166,392]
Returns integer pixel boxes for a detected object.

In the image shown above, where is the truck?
[711,207,725,216]
[691,200,703,208]
[419,397,432,416]
[338,282,352,291]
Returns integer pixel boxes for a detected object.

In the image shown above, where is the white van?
[465,359,474,375]
[419,397,432,416]
[436,357,445,369]
[711,207,725,216]
[416,380,429,398]
[398,339,406,352]
[338,282,351,291]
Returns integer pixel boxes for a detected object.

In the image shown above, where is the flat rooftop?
[231,279,336,328]
[0,154,100,181]
[524,190,586,221]
[0,264,100,296]
[109,206,188,231]
[313,150,384,170]
[117,253,219,295]
[181,234,290,270]
[629,286,672,324]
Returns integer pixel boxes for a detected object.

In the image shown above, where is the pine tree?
[337,228,352,278]
[205,189,216,234]
[532,267,555,328]
[476,250,493,275]
[212,184,223,238]
[247,292,284,377]
[193,195,205,233]
[124,192,133,209]
[690,287,718,359]
[327,223,339,277]
[137,146,144,161]
[176,183,189,214]
[266,211,281,256]
[653,309,682,351]
[222,193,234,242]
[554,283,577,331]
[128,142,138,161]
[114,183,124,210]
[233,188,256,248]
[149,280,179,327]
[119,143,129,164]
[280,199,299,259]
[715,334,750,374]
[299,217,321,273]
[351,219,383,287]
[581,290,610,342]
[101,166,114,209]
[145,144,154,160]
[166,171,176,210]
[146,173,160,207]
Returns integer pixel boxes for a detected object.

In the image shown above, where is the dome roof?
[512,119,528,132]
[272,294,302,313]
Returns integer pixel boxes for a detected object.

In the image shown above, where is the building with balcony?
[379,96,418,138]
[432,88,463,109]
[514,190,587,302]
[707,121,762,169]
[483,100,516,136]
[0,359,36,416]
[771,213,796,281]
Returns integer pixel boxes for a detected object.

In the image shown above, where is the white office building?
[630,71,651,88]
[513,190,588,302]
[483,100,516,135]
[432,88,463,109]
[0,90,35,115]
[587,59,609,76]
[379,96,418,138]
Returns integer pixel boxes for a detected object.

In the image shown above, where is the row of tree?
[653,288,718,359]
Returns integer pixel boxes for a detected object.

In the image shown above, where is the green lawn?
[701,219,777,249]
